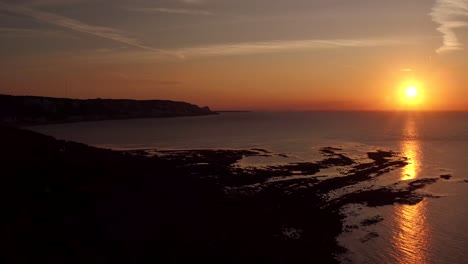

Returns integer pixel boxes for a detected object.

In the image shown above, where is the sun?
[397,80,425,108]
[406,86,418,98]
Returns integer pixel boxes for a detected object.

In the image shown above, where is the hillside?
[0,94,217,125]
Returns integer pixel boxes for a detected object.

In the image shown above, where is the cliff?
[0,94,217,125]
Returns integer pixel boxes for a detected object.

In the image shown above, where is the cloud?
[430,0,468,53]
[170,38,404,58]
[62,37,405,64]
[0,26,77,38]
[0,0,94,7]
[0,2,159,51]
[26,0,92,6]
[128,7,213,16]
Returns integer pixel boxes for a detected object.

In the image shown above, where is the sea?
[29,111,468,263]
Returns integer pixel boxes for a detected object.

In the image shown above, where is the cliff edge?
[0,94,217,125]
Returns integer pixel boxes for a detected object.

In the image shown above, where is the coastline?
[0,94,218,126]
[0,126,444,261]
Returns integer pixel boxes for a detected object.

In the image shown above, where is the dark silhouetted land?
[0,125,443,262]
[0,94,217,126]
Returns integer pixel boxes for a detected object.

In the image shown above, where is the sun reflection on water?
[401,118,419,181]
[392,116,429,263]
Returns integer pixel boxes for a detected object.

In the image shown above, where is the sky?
[1,0,468,110]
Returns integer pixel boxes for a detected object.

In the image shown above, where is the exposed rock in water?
[360,232,379,243]
[360,215,384,227]
[440,174,452,180]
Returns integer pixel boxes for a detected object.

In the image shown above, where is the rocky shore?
[0,126,442,262]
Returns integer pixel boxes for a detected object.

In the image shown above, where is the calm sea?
[30,112,468,263]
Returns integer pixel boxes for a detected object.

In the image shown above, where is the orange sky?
[1,0,468,110]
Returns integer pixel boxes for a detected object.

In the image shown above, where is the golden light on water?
[392,116,429,263]
[393,201,429,263]
[401,138,418,181]
[401,118,419,181]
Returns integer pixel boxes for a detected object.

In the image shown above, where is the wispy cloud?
[128,7,213,16]
[0,0,96,7]
[170,38,405,59]
[0,2,158,51]
[61,38,405,64]
[22,0,94,6]
[0,26,77,38]
[430,0,468,53]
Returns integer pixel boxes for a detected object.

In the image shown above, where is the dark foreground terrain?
[0,94,216,125]
[0,126,442,262]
